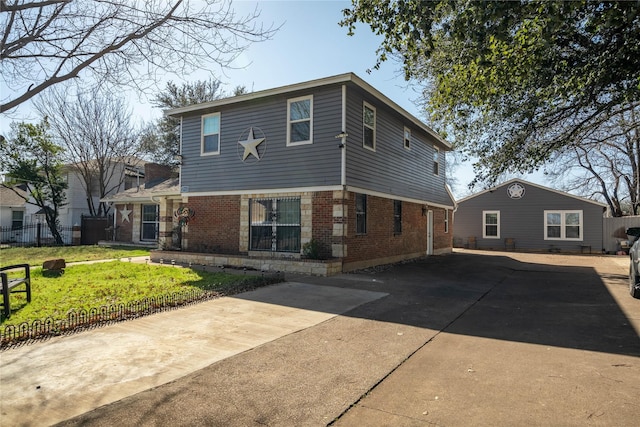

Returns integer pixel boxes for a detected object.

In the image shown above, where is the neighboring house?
[0,185,30,243]
[136,72,455,273]
[454,179,607,253]
[101,163,182,247]
[60,158,146,228]
[1,158,145,245]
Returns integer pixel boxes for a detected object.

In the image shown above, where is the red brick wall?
[344,194,452,265]
[184,196,241,254]
[311,191,335,259]
[429,205,453,251]
[115,203,133,242]
[144,163,173,184]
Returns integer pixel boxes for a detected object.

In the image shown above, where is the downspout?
[179,116,183,192]
[341,84,347,265]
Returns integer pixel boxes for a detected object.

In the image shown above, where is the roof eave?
[165,72,451,150]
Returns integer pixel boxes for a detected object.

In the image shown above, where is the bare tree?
[546,104,640,216]
[1,0,276,112]
[140,79,248,164]
[35,84,141,217]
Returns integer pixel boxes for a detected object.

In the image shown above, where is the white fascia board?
[346,186,455,210]
[456,178,608,208]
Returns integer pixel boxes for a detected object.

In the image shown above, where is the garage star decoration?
[238,127,266,161]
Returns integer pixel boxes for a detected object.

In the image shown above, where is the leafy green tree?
[342,1,640,199]
[141,80,247,165]
[0,121,68,244]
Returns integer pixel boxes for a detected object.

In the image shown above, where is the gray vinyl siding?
[180,86,343,193]
[454,182,605,252]
[344,85,453,206]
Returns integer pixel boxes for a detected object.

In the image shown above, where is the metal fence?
[0,222,73,247]
[0,289,211,348]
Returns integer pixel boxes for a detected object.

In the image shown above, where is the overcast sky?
[1,0,547,198]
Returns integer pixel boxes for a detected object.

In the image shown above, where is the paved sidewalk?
[2,251,638,426]
[0,282,386,427]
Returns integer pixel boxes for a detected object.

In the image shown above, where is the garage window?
[544,210,583,240]
[483,210,500,239]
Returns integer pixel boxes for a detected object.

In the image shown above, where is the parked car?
[627,227,640,299]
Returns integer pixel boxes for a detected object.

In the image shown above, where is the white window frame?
[544,210,583,241]
[286,95,313,146]
[363,102,376,151]
[141,204,159,242]
[483,210,500,239]
[201,112,221,156]
[433,146,440,175]
[403,126,411,149]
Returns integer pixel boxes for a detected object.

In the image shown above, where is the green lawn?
[1,261,280,327]
[0,245,151,268]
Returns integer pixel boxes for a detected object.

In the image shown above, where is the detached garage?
[454,179,607,253]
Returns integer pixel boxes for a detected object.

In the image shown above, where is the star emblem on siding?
[119,207,132,223]
[238,127,266,161]
[507,183,525,199]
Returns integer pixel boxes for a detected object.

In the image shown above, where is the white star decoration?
[239,127,265,161]
[120,207,132,223]
[507,183,525,199]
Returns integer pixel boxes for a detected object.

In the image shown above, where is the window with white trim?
[403,127,411,149]
[433,147,440,175]
[544,210,583,240]
[141,204,159,241]
[201,113,220,155]
[483,210,500,239]
[363,102,376,151]
[287,95,313,145]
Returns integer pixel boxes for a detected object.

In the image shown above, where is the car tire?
[630,266,640,299]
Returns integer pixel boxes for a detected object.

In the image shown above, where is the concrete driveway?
[3,250,639,426]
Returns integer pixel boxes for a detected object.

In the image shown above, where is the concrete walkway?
[0,282,386,427]
[1,251,638,427]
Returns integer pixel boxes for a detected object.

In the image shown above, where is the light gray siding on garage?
[180,86,343,193]
[454,181,605,253]
[344,85,453,206]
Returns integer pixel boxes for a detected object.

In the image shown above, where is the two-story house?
[107,73,454,274]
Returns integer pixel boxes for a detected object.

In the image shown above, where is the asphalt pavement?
[1,250,638,426]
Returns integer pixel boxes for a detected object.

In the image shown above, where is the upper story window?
[403,127,411,149]
[363,102,376,151]
[483,210,500,239]
[433,147,440,175]
[287,95,313,146]
[544,210,583,240]
[202,113,221,155]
